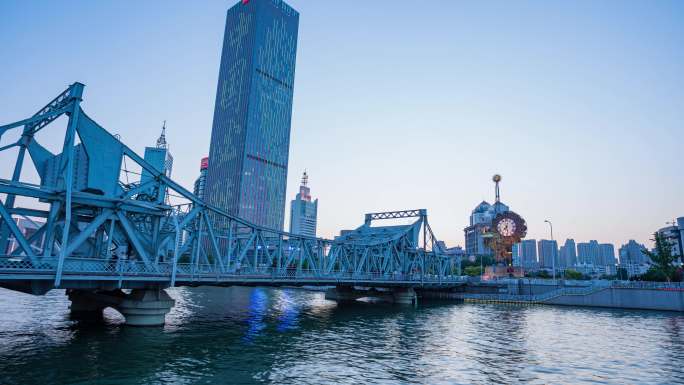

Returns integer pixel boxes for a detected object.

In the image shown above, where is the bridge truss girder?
[0,83,462,291]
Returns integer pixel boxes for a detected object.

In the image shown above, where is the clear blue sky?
[1,0,682,250]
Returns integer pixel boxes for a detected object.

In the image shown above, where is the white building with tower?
[140,122,173,202]
[289,171,318,237]
[464,200,509,256]
[463,175,511,256]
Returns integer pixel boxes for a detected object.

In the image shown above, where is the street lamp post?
[545,219,555,281]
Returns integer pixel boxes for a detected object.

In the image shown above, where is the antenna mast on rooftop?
[156,120,168,149]
[301,170,308,187]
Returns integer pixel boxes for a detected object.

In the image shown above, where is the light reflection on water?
[0,286,683,384]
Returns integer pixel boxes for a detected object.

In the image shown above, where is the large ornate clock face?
[496,218,516,237]
[488,211,527,265]
[491,211,527,241]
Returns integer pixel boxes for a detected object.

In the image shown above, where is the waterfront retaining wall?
[420,282,684,312]
[546,287,684,312]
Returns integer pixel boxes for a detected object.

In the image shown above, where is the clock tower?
[483,175,527,277]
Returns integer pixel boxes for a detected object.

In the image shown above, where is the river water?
[0,286,683,385]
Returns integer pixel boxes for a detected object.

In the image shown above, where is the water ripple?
[0,287,683,384]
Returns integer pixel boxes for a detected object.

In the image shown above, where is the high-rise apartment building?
[537,239,558,269]
[512,239,537,268]
[205,0,299,230]
[560,239,576,268]
[618,239,650,277]
[577,240,600,265]
[518,239,538,268]
[289,171,317,237]
[599,243,616,266]
[619,240,648,265]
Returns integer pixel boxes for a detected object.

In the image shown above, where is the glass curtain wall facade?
[206,0,299,230]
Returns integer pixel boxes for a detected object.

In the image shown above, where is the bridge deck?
[0,256,466,292]
[0,83,462,298]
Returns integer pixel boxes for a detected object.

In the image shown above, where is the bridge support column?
[392,287,417,305]
[116,289,175,327]
[324,286,358,303]
[67,289,106,320]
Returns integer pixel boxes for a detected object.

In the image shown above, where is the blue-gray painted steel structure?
[0,83,462,295]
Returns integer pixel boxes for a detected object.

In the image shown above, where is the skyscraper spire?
[298,170,311,202]
[301,170,308,187]
[156,120,168,149]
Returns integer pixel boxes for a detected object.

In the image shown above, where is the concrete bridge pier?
[67,289,108,321]
[117,289,175,326]
[324,286,358,302]
[67,288,175,326]
[392,287,417,305]
[325,286,418,305]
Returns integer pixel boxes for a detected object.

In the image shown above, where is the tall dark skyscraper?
[205,0,299,230]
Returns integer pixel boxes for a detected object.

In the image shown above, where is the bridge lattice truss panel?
[0,83,461,291]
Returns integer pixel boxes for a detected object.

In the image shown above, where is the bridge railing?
[456,285,606,302]
[458,280,684,303]
[0,255,465,284]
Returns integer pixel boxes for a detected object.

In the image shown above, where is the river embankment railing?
[456,279,684,303]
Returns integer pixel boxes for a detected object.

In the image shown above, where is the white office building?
[289,171,318,237]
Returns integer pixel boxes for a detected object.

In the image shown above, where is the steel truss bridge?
[0,83,463,322]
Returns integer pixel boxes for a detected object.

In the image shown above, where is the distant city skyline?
[510,235,660,278]
[1,1,682,248]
